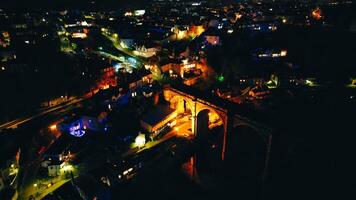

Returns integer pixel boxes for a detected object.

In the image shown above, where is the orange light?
[236,13,242,20]
[83,28,89,34]
[49,124,57,131]
[312,8,323,20]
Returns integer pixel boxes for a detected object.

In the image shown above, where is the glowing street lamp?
[49,124,57,131]
[135,133,146,148]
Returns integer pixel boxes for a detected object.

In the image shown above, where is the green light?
[217,75,225,82]
[71,43,77,50]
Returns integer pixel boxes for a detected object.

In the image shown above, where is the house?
[98,66,117,90]
[161,62,182,77]
[134,41,160,58]
[203,27,221,46]
[48,161,64,177]
[126,69,153,90]
[170,25,189,40]
[188,24,205,38]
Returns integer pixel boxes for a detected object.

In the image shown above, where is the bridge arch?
[224,124,267,180]
[195,108,224,137]
[168,95,194,115]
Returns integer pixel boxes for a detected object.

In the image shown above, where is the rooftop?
[141,105,175,127]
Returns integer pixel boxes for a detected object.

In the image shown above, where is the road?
[101,32,140,59]
[21,167,80,200]
[0,97,84,132]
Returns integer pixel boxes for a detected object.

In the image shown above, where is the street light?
[49,124,57,131]
[135,134,146,148]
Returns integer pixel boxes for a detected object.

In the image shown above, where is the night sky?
[0,0,146,10]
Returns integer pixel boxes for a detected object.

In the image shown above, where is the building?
[47,160,64,177]
[140,105,177,137]
[127,69,153,91]
[134,42,160,58]
[188,24,205,38]
[120,38,135,49]
[204,28,221,46]
[161,62,182,77]
[171,26,189,40]
[98,66,117,90]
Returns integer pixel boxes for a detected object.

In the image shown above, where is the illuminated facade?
[98,66,117,90]
[188,25,205,38]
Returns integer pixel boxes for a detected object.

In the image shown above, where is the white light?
[135,133,146,148]
[134,10,145,16]
[72,33,87,39]
[280,50,287,57]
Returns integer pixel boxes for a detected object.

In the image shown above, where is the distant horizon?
[0,0,146,10]
[1,0,353,10]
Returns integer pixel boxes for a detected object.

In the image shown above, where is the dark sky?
[0,0,146,10]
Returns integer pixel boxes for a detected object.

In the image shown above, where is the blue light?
[69,123,86,137]
[114,63,122,72]
[128,57,136,64]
